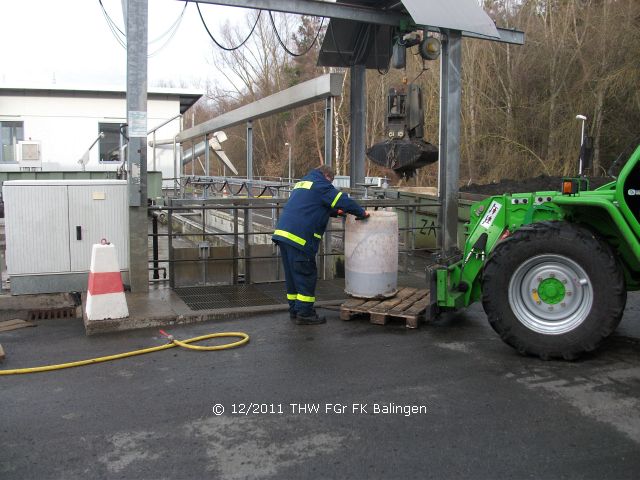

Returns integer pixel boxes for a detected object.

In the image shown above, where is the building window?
[1,121,24,163]
[99,123,126,163]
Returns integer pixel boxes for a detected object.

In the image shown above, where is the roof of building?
[0,83,204,114]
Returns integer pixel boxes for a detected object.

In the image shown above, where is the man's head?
[316,165,335,182]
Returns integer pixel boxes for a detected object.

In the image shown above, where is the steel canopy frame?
[176,73,344,143]
[180,0,522,256]
[187,0,525,44]
[126,0,525,287]
[175,72,343,211]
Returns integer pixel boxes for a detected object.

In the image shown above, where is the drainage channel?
[174,280,347,311]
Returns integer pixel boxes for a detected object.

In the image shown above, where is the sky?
[0,0,249,90]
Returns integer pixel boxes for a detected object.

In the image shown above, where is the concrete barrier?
[85,244,129,321]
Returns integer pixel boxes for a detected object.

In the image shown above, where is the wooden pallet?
[0,319,36,333]
[340,287,431,329]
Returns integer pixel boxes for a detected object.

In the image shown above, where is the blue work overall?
[272,168,365,317]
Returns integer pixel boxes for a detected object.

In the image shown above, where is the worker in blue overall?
[273,165,369,325]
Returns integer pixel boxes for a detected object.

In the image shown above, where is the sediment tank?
[344,210,398,299]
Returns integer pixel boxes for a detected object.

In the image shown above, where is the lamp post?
[285,142,292,184]
[576,114,587,175]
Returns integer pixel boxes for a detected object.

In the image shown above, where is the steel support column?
[349,65,366,189]
[438,29,462,255]
[245,121,253,281]
[204,133,210,198]
[323,96,334,280]
[246,121,253,194]
[126,0,149,292]
[324,96,333,167]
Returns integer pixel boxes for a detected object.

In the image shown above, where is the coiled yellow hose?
[0,330,250,376]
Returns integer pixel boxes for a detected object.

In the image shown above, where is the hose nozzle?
[159,329,174,342]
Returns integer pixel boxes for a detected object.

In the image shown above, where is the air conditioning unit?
[16,140,41,169]
[365,176,385,187]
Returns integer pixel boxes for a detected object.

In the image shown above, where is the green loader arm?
[436,193,564,310]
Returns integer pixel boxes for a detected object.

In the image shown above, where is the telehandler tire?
[482,221,626,360]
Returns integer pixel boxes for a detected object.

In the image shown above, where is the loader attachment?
[366,83,438,179]
[367,139,438,179]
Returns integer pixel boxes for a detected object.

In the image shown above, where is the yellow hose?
[0,330,249,376]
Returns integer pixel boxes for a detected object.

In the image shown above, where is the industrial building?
[0,84,202,178]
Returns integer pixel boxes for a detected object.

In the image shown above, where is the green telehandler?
[432,142,640,359]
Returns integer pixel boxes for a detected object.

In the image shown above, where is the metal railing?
[148,194,441,287]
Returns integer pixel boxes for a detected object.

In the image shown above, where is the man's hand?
[355,212,370,221]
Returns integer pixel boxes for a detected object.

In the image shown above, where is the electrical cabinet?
[3,180,129,294]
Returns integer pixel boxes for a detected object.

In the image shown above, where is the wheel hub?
[508,254,593,335]
[536,277,565,304]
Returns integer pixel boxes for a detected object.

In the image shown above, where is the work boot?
[289,311,297,321]
[295,312,326,325]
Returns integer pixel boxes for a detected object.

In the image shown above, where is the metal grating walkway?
[174,280,347,311]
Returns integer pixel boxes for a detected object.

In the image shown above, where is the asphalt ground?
[1,294,640,479]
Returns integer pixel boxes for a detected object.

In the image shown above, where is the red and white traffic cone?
[85,243,129,321]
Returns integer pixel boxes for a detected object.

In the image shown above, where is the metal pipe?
[173,144,178,199]
[285,142,292,184]
[233,204,239,284]
[152,130,156,171]
[149,250,430,264]
[168,202,174,288]
[147,113,182,137]
[191,143,195,177]
[403,206,410,273]
[204,134,210,199]
[152,213,159,280]
[243,207,251,284]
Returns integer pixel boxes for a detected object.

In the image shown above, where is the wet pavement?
[1,292,639,479]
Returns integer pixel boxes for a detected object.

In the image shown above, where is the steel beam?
[188,0,525,45]
[438,29,462,254]
[458,27,525,45]
[177,73,344,143]
[186,0,406,27]
[126,0,149,293]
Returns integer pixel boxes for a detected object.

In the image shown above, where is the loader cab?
[615,144,640,228]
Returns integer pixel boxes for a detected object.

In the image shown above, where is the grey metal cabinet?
[3,180,129,294]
